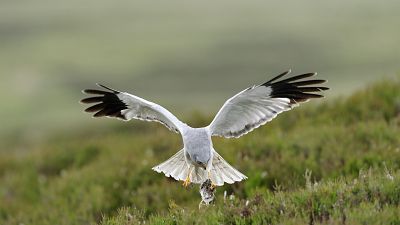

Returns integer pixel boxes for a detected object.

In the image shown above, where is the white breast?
[182,128,212,163]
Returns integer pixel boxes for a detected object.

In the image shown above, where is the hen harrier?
[81,70,328,187]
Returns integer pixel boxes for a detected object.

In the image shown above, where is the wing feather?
[208,70,328,138]
[81,84,187,133]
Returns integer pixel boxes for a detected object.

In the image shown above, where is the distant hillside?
[1,0,400,140]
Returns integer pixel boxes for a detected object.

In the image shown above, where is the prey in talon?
[199,179,216,207]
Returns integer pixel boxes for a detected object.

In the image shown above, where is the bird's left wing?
[208,70,329,138]
[81,84,186,133]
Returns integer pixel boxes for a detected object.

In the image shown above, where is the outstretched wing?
[208,70,329,138]
[81,84,187,133]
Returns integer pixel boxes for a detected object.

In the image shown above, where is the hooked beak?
[197,161,206,169]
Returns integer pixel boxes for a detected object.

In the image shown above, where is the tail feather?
[152,149,207,183]
[172,161,187,180]
[216,163,234,184]
[152,149,187,181]
[153,149,247,186]
[211,150,247,186]
[192,167,206,183]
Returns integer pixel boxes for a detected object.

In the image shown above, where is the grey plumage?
[81,70,328,186]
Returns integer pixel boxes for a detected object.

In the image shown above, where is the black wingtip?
[264,69,292,84]
[266,70,329,103]
[80,96,103,104]
[96,83,120,94]
[82,89,109,95]
[81,84,128,120]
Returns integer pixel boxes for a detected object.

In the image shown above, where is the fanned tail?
[209,150,247,186]
[152,149,207,183]
[152,149,187,181]
[152,149,247,186]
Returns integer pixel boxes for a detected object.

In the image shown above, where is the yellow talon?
[208,171,217,188]
[183,166,193,187]
[183,175,191,187]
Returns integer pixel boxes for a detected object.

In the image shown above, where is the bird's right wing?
[81,84,187,133]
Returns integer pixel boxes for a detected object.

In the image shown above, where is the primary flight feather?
[81,70,329,186]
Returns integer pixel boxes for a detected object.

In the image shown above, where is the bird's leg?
[206,155,217,188]
[207,171,217,189]
[183,166,193,187]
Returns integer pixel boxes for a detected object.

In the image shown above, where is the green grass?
[102,169,400,225]
[0,78,399,224]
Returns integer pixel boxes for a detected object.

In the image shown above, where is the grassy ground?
[0,78,399,224]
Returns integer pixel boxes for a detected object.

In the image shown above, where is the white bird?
[81,70,328,187]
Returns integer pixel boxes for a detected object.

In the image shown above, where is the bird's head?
[191,153,210,169]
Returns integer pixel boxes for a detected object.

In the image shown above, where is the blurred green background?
[0,0,399,144]
[1,1,400,224]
